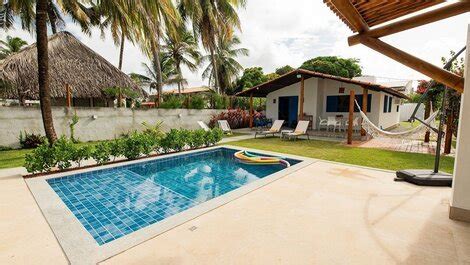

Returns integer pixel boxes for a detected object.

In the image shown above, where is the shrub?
[121,132,156,159]
[188,95,206,109]
[24,142,55,173]
[209,108,264,129]
[109,138,124,161]
[160,94,184,109]
[203,128,223,147]
[0,146,12,151]
[53,136,76,170]
[92,142,112,165]
[72,145,92,167]
[160,129,181,152]
[142,121,165,139]
[189,129,206,148]
[19,131,46,149]
[69,113,80,143]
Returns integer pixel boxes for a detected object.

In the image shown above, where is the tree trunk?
[444,112,454,154]
[424,100,431,143]
[209,45,221,94]
[177,64,182,94]
[47,1,57,34]
[151,38,163,104]
[118,31,125,70]
[37,0,57,144]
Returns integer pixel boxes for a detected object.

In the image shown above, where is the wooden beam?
[328,0,369,33]
[348,90,355,145]
[358,36,464,93]
[361,87,368,137]
[299,76,305,120]
[348,2,470,46]
[249,93,254,129]
[66,84,72,107]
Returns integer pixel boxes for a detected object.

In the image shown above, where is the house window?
[326,94,372,113]
[383,95,393,113]
[383,95,389,113]
[396,105,400,112]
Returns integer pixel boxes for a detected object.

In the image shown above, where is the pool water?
[48,148,300,245]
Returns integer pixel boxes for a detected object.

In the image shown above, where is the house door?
[278,96,298,128]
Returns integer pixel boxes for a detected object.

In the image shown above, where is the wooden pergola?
[324,0,469,93]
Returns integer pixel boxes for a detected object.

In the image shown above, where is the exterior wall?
[400,103,424,122]
[450,25,470,221]
[265,77,401,129]
[0,107,222,147]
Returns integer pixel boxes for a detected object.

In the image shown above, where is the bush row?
[24,128,224,174]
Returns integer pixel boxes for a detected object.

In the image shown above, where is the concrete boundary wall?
[0,107,224,147]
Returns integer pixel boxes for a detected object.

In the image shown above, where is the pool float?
[234,150,290,167]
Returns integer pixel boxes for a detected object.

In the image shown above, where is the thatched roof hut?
[0,31,144,104]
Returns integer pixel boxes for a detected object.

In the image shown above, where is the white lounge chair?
[283,120,310,140]
[217,120,232,135]
[255,120,284,138]
[197,121,210,132]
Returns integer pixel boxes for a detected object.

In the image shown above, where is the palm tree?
[36,0,57,143]
[0,36,28,59]
[202,33,248,94]
[162,28,201,94]
[132,0,181,104]
[96,0,134,70]
[178,0,246,93]
[130,56,181,95]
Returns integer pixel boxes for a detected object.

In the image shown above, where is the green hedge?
[24,128,223,174]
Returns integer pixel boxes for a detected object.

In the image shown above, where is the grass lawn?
[223,132,249,138]
[228,138,455,174]
[0,141,102,170]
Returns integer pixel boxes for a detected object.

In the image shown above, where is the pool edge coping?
[25,145,316,265]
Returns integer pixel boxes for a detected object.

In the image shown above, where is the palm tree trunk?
[118,31,125,70]
[177,64,182,94]
[151,38,163,104]
[209,45,221,94]
[37,0,57,144]
[47,1,57,34]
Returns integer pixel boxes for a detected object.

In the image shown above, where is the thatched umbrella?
[0,31,145,105]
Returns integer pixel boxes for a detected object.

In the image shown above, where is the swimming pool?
[47,147,300,245]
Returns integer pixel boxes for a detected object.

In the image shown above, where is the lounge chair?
[217,120,232,135]
[197,121,210,132]
[255,120,284,138]
[283,120,310,140]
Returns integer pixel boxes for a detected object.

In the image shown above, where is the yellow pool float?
[234,150,290,167]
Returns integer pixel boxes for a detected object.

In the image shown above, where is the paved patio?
[1,157,469,264]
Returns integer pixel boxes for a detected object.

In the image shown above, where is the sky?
[1,0,469,90]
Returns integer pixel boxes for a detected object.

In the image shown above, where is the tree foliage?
[235,67,266,91]
[275,65,294,75]
[300,56,362,78]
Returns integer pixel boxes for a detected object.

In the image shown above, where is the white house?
[237,69,409,130]
[353,75,414,95]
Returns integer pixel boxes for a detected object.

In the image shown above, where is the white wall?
[400,103,425,122]
[265,77,401,129]
[450,25,470,221]
[0,107,223,147]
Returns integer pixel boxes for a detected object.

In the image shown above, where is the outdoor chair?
[327,116,341,132]
[255,120,284,138]
[217,120,233,135]
[197,121,210,132]
[282,120,310,140]
[345,117,360,132]
[318,116,327,131]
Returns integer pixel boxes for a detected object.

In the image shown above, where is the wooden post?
[444,113,454,154]
[66,84,72,107]
[118,92,122,108]
[299,76,305,120]
[229,96,233,109]
[249,94,254,129]
[348,90,355,145]
[361,87,368,136]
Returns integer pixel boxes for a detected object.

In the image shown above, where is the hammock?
[354,100,439,139]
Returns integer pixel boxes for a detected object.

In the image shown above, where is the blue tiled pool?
[47,148,300,245]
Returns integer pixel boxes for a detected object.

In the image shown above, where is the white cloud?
[2,0,469,88]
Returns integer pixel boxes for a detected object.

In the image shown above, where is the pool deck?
[1,151,470,264]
